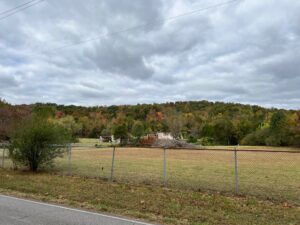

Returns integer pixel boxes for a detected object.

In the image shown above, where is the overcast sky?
[0,0,299,109]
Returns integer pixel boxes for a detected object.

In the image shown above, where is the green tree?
[113,124,128,146]
[288,112,300,147]
[32,104,56,119]
[270,111,287,131]
[241,128,269,146]
[131,121,144,143]
[213,118,237,145]
[235,119,253,143]
[0,98,8,107]
[9,118,71,172]
[201,123,214,138]
[267,111,292,146]
[52,115,82,141]
[101,127,111,136]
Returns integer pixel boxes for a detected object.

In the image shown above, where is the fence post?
[234,146,238,194]
[68,144,72,175]
[110,146,116,181]
[163,147,167,187]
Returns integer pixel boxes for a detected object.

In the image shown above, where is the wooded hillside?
[0,99,299,146]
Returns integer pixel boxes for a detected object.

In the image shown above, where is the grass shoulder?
[0,169,299,225]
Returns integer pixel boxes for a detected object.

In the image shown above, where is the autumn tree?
[0,102,31,141]
[166,114,184,139]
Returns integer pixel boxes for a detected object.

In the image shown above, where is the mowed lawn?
[51,147,300,205]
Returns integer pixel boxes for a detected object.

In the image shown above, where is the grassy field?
[75,138,112,147]
[2,145,300,204]
[78,138,100,144]
[203,145,300,151]
[47,146,300,205]
[1,144,300,224]
[0,169,299,225]
[78,138,300,151]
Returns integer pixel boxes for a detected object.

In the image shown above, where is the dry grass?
[46,147,300,204]
[2,145,299,204]
[78,138,100,144]
[0,169,300,225]
[202,145,300,151]
[1,145,300,224]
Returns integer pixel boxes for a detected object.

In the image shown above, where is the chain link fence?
[0,144,11,169]
[63,145,300,204]
[237,150,300,204]
[167,148,236,193]
[1,143,299,204]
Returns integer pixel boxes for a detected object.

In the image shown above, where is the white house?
[156,132,174,140]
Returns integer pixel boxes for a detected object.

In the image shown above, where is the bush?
[199,137,214,146]
[265,135,281,146]
[241,129,269,146]
[9,118,71,172]
[292,138,300,147]
[187,136,198,143]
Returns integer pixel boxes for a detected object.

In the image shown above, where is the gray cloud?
[0,74,18,88]
[0,0,300,109]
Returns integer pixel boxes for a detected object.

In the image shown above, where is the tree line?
[1,99,299,147]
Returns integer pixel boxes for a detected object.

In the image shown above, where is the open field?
[0,169,299,225]
[203,145,300,151]
[2,145,299,204]
[78,138,100,144]
[49,147,300,205]
[78,138,300,152]
[75,138,112,147]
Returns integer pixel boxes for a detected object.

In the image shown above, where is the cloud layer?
[0,0,300,109]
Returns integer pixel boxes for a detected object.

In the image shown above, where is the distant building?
[99,135,120,144]
[156,132,174,140]
[141,132,174,146]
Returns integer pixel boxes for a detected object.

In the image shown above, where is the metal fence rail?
[1,143,299,204]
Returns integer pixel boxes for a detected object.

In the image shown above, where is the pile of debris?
[151,139,198,149]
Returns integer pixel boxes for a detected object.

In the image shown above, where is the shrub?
[187,135,198,143]
[199,137,214,146]
[241,129,269,146]
[9,118,71,172]
[265,135,281,146]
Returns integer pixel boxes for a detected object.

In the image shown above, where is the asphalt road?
[0,195,156,225]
